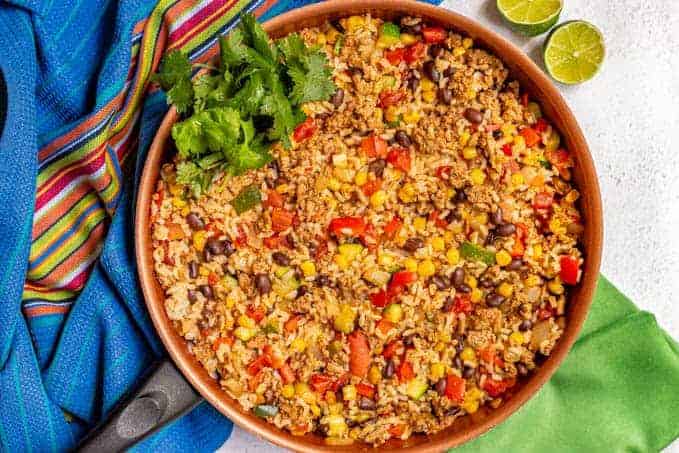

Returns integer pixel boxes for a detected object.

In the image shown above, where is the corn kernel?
[346,16,364,32]
[172,197,186,208]
[369,366,382,385]
[532,244,543,259]
[472,213,488,226]
[470,288,483,303]
[332,153,348,168]
[398,183,417,203]
[430,363,446,381]
[440,331,452,343]
[378,253,394,267]
[225,296,236,309]
[462,146,478,160]
[420,78,435,92]
[497,282,514,298]
[326,392,337,405]
[548,278,565,295]
[329,402,344,415]
[334,254,349,270]
[328,177,341,191]
[422,90,436,103]
[418,259,436,278]
[342,384,357,401]
[192,231,207,252]
[310,404,321,417]
[466,275,477,289]
[199,265,210,277]
[549,218,566,235]
[462,37,474,49]
[403,110,421,124]
[470,168,486,185]
[430,236,445,252]
[462,399,480,414]
[291,336,307,352]
[282,384,295,398]
[404,257,418,273]
[444,231,455,243]
[180,206,190,217]
[459,130,471,147]
[326,27,340,44]
[453,47,466,57]
[511,173,525,186]
[446,248,460,265]
[525,274,541,287]
[513,135,526,154]
[316,32,327,45]
[238,315,256,329]
[295,382,311,396]
[509,331,526,345]
[354,171,368,186]
[300,260,317,277]
[460,347,476,362]
[435,342,445,352]
[383,303,403,323]
[400,33,418,45]
[495,250,513,267]
[370,190,388,208]
[374,107,384,123]
[234,327,256,341]
[384,105,399,123]
[275,183,290,194]
[501,123,516,137]
[413,216,427,232]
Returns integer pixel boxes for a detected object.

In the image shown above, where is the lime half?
[497,0,563,37]
[544,21,605,85]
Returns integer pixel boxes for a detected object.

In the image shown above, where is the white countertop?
[221,0,679,450]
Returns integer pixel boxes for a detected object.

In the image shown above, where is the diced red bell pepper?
[478,346,496,364]
[263,233,290,249]
[429,210,448,229]
[386,147,411,172]
[376,318,394,334]
[388,424,406,438]
[356,383,376,399]
[293,117,316,142]
[361,178,382,196]
[435,165,452,180]
[444,374,466,403]
[312,234,328,260]
[279,363,296,384]
[370,289,389,308]
[534,118,549,133]
[396,359,415,381]
[546,148,571,167]
[284,315,302,333]
[404,41,426,64]
[521,92,529,107]
[482,377,515,398]
[331,372,351,392]
[361,135,388,158]
[378,89,406,108]
[452,294,472,314]
[247,354,272,376]
[387,271,418,298]
[310,374,334,394]
[520,127,541,147]
[559,255,580,285]
[347,330,371,378]
[383,216,402,240]
[422,26,447,44]
[329,216,366,237]
[263,344,284,368]
[208,272,219,286]
[382,340,403,359]
[501,143,513,156]
[532,192,554,210]
[246,305,266,323]
[271,208,295,232]
[510,222,528,258]
[538,306,555,320]
[384,47,406,65]
[212,335,234,351]
[360,223,379,251]
[264,190,284,209]
[235,225,248,248]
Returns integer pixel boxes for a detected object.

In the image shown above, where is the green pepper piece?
[254,404,279,418]
[380,22,401,39]
[334,35,344,55]
[406,378,428,400]
[231,184,261,214]
[460,241,496,265]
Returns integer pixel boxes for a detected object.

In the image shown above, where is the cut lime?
[544,20,605,85]
[497,0,563,37]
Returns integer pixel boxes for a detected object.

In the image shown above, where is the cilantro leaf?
[176,161,212,198]
[153,50,192,90]
[227,71,265,117]
[277,34,305,62]
[219,29,249,69]
[288,50,336,105]
[172,116,208,158]
[240,13,277,64]
[167,77,194,114]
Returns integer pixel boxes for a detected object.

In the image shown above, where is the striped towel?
[2,0,447,450]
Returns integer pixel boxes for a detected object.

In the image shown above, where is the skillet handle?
[77,360,203,453]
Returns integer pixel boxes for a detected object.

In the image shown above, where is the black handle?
[77,360,203,453]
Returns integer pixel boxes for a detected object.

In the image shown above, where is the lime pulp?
[543,20,606,84]
[496,0,563,37]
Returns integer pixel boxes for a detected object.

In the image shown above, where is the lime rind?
[497,0,563,36]
[544,20,606,84]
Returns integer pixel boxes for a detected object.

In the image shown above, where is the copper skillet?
[78,1,603,451]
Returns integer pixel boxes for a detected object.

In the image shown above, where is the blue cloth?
[0,0,439,451]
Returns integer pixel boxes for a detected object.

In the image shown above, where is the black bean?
[437,88,453,104]
[186,212,205,230]
[491,208,504,225]
[395,130,412,147]
[508,258,524,270]
[442,296,454,313]
[462,365,475,379]
[516,363,529,376]
[480,277,495,288]
[429,44,444,58]
[330,19,345,33]
[454,335,465,354]
[188,261,198,279]
[272,252,290,266]
[456,284,472,294]
[203,249,212,262]
[492,129,503,140]
[400,22,422,34]
[452,267,465,287]
[423,60,440,83]
[496,223,517,237]
[453,189,467,203]
[187,289,198,302]
[255,273,272,294]
[431,274,450,290]
[315,112,330,121]
[485,230,497,246]
[454,356,463,369]
[486,293,505,307]
[315,274,331,287]
[358,397,376,410]
[206,238,225,255]
[265,176,277,189]
[199,284,214,300]
[443,66,456,78]
[368,158,386,177]
[435,378,447,395]
[463,108,483,124]
[407,75,420,92]
[296,285,309,299]
[403,334,417,347]
[403,237,425,252]
[330,88,345,107]
[383,359,395,378]
[519,320,533,332]
[222,239,236,257]
[445,407,461,417]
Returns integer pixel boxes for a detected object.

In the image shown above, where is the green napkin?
[453,276,679,452]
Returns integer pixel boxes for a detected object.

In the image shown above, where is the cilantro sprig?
[153,13,336,197]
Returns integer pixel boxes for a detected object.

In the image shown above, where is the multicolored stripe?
[22,0,277,318]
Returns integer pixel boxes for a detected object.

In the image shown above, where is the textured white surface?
[221,1,679,451]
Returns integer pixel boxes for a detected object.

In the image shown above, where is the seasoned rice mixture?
[151,15,584,446]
